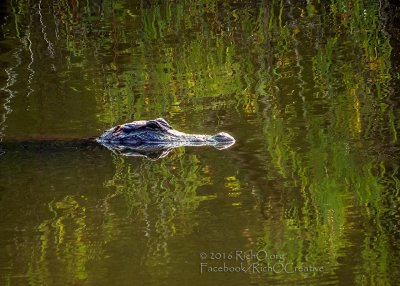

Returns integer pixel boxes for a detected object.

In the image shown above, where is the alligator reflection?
[99,140,235,160]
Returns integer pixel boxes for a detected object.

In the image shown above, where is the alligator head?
[96,118,235,159]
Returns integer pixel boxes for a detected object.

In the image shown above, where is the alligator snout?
[210,132,235,143]
[207,132,235,150]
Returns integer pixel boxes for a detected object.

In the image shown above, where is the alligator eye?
[147,122,158,129]
[112,125,123,135]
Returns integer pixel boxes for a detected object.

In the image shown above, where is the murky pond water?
[1,1,399,285]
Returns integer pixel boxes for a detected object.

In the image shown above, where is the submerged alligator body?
[96,118,235,159]
[0,118,235,160]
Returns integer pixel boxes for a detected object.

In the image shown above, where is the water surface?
[0,1,399,285]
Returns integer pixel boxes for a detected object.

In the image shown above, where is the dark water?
[0,1,399,285]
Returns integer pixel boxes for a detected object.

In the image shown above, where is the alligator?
[0,118,235,160]
[96,118,235,159]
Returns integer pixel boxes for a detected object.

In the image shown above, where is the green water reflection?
[0,0,399,285]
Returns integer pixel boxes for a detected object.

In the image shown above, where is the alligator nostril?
[212,132,235,142]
